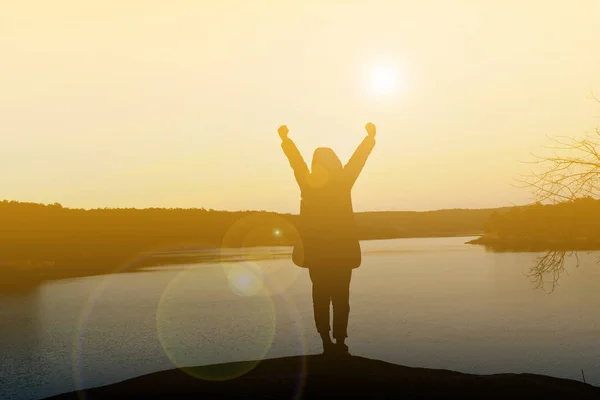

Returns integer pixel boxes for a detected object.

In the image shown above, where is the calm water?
[2,237,600,399]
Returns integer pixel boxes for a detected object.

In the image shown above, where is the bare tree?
[517,95,600,204]
[517,95,600,292]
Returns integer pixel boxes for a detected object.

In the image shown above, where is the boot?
[320,334,335,356]
[334,339,350,357]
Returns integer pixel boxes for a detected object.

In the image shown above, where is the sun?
[369,65,399,95]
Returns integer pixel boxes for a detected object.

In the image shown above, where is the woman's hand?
[365,122,376,138]
[278,125,289,140]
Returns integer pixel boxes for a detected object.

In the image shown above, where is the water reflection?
[0,286,41,353]
[483,244,599,293]
[0,286,44,399]
[2,237,600,399]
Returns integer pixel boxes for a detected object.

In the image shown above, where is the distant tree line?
[0,200,496,284]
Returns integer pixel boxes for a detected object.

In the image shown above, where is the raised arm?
[279,125,309,190]
[344,122,377,186]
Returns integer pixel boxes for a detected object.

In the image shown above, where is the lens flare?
[156,263,277,381]
[219,214,302,297]
[71,224,307,393]
[226,262,264,297]
[72,252,157,400]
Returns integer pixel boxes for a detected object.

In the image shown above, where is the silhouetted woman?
[278,123,377,356]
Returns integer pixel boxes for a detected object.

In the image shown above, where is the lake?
[1,236,599,399]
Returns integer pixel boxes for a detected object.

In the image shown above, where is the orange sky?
[2,1,600,213]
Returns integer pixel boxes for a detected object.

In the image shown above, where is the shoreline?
[466,235,600,252]
[1,234,481,289]
[43,355,599,399]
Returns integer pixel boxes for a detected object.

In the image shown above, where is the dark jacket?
[281,136,376,269]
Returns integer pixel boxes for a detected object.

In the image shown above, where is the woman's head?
[310,147,343,187]
[312,147,342,171]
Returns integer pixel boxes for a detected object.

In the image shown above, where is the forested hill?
[469,197,600,250]
[0,200,496,245]
[0,200,498,283]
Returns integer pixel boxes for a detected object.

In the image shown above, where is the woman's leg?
[308,268,333,347]
[331,268,352,345]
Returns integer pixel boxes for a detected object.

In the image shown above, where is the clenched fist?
[365,122,376,138]
[278,125,289,140]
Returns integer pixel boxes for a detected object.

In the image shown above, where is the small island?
[467,197,600,252]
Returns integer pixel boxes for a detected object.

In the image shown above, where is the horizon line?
[1,199,523,214]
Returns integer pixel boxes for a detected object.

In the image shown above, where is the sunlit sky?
[2,0,600,213]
